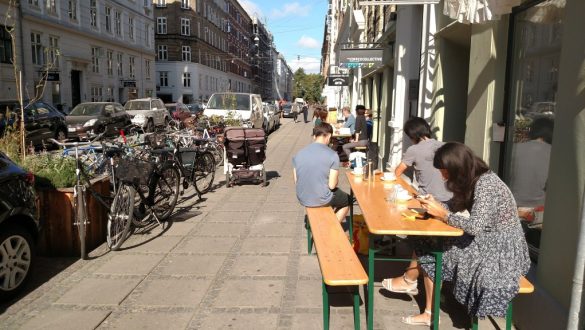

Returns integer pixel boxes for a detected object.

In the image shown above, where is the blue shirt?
[343,114,356,134]
[292,142,340,207]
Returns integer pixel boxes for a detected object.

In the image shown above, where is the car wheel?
[0,223,35,301]
[55,129,66,142]
[146,119,154,133]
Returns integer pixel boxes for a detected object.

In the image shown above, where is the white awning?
[443,0,522,24]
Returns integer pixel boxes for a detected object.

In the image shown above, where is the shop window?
[0,25,13,64]
[504,0,565,263]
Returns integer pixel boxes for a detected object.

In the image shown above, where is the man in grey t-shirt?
[394,117,452,202]
[293,123,350,222]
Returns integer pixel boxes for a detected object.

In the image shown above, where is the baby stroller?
[224,127,267,187]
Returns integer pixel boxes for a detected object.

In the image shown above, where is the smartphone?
[408,207,430,219]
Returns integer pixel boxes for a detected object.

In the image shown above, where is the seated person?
[336,107,355,134]
[342,105,369,159]
[293,123,350,223]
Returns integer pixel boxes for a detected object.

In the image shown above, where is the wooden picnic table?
[346,172,463,330]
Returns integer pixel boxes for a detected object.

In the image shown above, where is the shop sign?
[46,72,60,81]
[339,48,384,69]
[122,80,136,88]
[327,74,350,86]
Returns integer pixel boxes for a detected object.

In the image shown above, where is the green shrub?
[20,153,77,189]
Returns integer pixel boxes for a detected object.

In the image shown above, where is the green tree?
[292,68,324,103]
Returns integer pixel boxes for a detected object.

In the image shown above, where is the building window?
[141,24,148,48]
[183,72,191,88]
[182,46,191,61]
[145,60,151,79]
[90,0,97,28]
[159,71,168,87]
[114,10,122,36]
[157,45,168,60]
[106,50,113,76]
[117,53,123,76]
[46,0,57,15]
[504,1,566,263]
[68,0,77,20]
[129,56,135,78]
[29,0,39,7]
[128,17,134,40]
[181,0,189,9]
[156,0,166,7]
[105,6,112,33]
[31,32,43,66]
[156,17,167,34]
[180,18,190,36]
[91,86,103,102]
[48,35,59,67]
[91,47,100,73]
[0,25,13,64]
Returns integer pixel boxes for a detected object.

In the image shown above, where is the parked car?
[0,100,67,147]
[0,152,39,301]
[523,101,555,119]
[65,102,130,140]
[282,102,295,118]
[262,103,281,133]
[204,93,264,129]
[165,103,192,122]
[124,98,170,132]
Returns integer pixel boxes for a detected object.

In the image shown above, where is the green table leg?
[349,189,354,244]
[353,289,361,330]
[432,238,444,330]
[322,281,330,330]
[471,316,479,330]
[367,234,375,330]
[506,302,513,330]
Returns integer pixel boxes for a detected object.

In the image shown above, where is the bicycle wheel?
[150,163,180,221]
[193,152,215,194]
[107,184,134,251]
[73,185,88,259]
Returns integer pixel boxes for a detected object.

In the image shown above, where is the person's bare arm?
[293,168,297,184]
[328,169,339,190]
[394,162,408,177]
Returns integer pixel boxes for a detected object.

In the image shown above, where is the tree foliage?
[292,69,323,103]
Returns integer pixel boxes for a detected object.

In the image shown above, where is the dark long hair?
[404,117,431,143]
[433,142,489,212]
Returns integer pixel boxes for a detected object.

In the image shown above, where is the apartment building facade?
[0,0,156,110]
[154,0,252,104]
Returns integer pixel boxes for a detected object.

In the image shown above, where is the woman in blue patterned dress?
[383,142,530,326]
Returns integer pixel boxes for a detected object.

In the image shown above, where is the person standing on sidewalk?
[302,102,309,123]
[292,123,350,223]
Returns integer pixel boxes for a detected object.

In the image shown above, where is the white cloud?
[289,57,321,74]
[240,0,264,18]
[271,2,311,18]
[296,35,320,49]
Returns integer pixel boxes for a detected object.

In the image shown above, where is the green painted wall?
[536,0,585,310]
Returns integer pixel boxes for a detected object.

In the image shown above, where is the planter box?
[37,177,110,257]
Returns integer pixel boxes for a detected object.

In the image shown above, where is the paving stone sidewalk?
[0,115,509,329]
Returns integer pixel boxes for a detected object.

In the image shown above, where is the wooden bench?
[471,276,534,330]
[306,207,369,330]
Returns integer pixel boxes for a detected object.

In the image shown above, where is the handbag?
[352,214,370,255]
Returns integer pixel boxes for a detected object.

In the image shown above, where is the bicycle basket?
[115,158,154,185]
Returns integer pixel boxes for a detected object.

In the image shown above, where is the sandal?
[401,310,433,326]
[382,274,419,295]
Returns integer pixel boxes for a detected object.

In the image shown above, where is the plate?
[397,195,412,201]
[380,177,395,181]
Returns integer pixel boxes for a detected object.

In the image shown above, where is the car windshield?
[69,104,103,116]
[207,94,250,111]
[166,106,177,113]
[283,104,292,109]
[124,101,150,111]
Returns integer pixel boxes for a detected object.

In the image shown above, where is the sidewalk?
[0,118,508,329]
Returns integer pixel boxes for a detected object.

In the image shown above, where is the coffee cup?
[353,167,363,176]
[396,190,411,201]
[383,172,396,181]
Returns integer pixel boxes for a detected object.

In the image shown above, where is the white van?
[205,93,264,129]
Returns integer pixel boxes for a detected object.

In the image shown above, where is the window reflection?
[506,0,565,262]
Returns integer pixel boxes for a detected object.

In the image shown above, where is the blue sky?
[240,0,327,74]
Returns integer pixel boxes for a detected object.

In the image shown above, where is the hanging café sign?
[327,74,350,86]
[339,48,384,69]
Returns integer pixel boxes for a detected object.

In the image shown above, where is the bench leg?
[471,316,479,330]
[353,288,361,330]
[367,234,376,330]
[506,302,513,330]
[306,215,313,255]
[322,281,330,330]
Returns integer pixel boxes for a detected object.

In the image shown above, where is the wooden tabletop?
[332,133,352,138]
[346,172,464,237]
